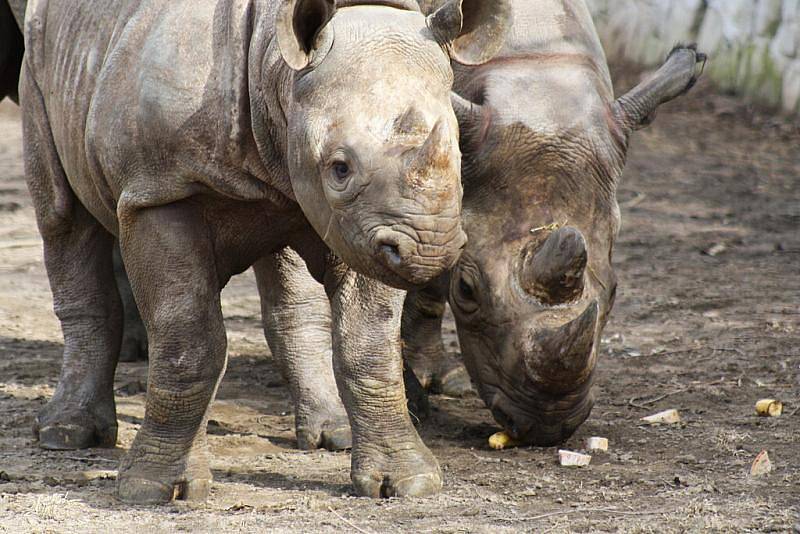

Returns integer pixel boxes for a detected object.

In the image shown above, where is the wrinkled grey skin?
[11,0,511,504]
[259,0,705,449]
[412,0,704,446]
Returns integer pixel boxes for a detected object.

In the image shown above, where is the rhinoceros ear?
[276,0,336,70]
[612,45,706,136]
[427,0,511,66]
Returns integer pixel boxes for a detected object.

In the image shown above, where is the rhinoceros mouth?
[484,377,596,446]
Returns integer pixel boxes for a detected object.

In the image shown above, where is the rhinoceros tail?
[0,0,24,103]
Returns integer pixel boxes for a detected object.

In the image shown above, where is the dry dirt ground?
[0,72,798,533]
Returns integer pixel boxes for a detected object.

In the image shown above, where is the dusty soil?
[0,73,798,533]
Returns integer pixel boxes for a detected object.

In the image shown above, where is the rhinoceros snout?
[372,227,466,287]
[520,390,595,446]
[487,382,596,447]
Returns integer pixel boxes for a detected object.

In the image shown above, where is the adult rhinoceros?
[258,0,705,448]
[8,0,511,504]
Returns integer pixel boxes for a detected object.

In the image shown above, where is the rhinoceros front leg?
[112,242,148,362]
[325,263,442,498]
[115,203,226,505]
[253,249,351,451]
[22,78,122,451]
[402,280,473,398]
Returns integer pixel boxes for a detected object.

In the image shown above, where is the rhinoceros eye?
[452,266,479,315]
[459,277,475,301]
[332,161,351,182]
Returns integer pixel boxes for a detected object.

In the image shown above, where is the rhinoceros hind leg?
[113,243,148,362]
[431,358,473,398]
[35,416,117,451]
[254,250,352,452]
[297,419,352,452]
[22,73,121,451]
[115,203,225,505]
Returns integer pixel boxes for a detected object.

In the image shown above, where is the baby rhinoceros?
[15,0,509,504]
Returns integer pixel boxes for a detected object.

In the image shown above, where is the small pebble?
[586,437,608,452]
[558,450,592,467]
[750,450,772,477]
[641,409,681,424]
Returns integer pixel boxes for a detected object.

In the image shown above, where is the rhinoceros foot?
[117,477,210,505]
[350,437,442,498]
[296,410,352,452]
[431,358,474,398]
[409,350,475,399]
[117,441,212,505]
[34,401,117,450]
[117,477,174,505]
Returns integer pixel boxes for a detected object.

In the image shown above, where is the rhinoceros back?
[22,0,283,234]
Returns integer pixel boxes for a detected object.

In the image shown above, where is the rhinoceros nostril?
[379,243,403,267]
[374,230,408,269]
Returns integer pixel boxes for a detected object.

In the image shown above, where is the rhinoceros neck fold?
[244,0,297,203]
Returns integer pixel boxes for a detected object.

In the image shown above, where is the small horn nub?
[409,119,452,176]
[520,227,587,305]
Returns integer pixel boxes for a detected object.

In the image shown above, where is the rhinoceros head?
[275,0,510,288]
[447,46,705,445]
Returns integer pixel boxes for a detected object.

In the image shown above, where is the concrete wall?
[587,0,800,115]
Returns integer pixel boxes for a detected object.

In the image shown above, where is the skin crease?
[10,0,511,505]
[255,0,705,450]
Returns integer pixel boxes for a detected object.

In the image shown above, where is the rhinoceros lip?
[482,372,597,445]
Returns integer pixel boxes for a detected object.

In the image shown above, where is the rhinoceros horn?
[520,226,588,305]
[408,119,453,177]
[427,0,463,44]
[524,300,598,393]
